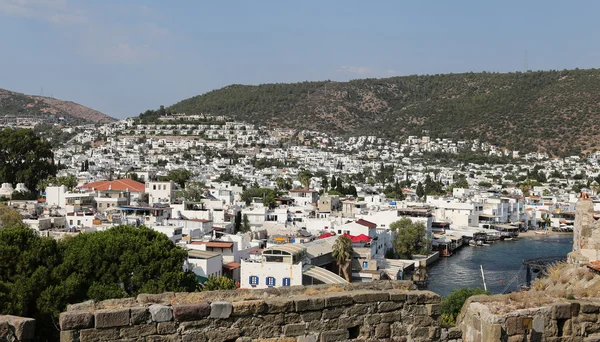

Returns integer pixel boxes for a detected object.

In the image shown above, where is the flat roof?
[223,261,241,270]
[268,244,307,256]
[187,250,220,259]
[190,241,234,248]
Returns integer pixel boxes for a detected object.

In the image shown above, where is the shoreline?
[518,230,573,238]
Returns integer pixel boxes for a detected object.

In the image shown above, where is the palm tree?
[298,170,313,189]
[332,235,354,282]
[541,213,552,230]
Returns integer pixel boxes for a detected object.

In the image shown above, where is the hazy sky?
[1,1,599,119]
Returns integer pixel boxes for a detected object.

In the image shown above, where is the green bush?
[441,287,489,326]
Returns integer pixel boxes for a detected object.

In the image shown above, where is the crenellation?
[57,281,459,342]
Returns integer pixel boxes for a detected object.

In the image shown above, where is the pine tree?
[416,182,425,200]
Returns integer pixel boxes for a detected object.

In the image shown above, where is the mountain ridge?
[165,68,600,157]
[0,88,116,124]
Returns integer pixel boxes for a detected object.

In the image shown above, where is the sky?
[1,1,600,119]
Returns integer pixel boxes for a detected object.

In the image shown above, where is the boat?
[535,230,549,235]
[504,237,513,241]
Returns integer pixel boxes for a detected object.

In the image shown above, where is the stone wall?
[59,281,462,342]
[458,295,600,341]
[0,315,36,341]
[569,198,600,264]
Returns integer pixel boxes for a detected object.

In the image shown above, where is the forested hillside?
[165,69,600,156]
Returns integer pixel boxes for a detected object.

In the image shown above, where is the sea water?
[426,235,573,297]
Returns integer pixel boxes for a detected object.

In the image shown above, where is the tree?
[298,169,313,189]
[241,188,276,208]
[441,287,488,326]
[0,205,26,229]
[541,213,552,229]
[0,129,57,190]
[202,276,236,291]
[176,182,205,202]
[376,163,394,189]
[166,169,193,188]
[57,175,77,190]
[321,176,329,192]
[330,175,337,191]
[336,177,343,193]
[389,218,428,258]
[234,211,242,233]
[416,182,425,200]
[241,214,251,233]
[332,235,353,282]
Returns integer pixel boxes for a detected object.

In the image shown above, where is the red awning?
[351,234,372,243]
[319,232,335,239]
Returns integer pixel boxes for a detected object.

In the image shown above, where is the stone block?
[322,307,344,319]
[205,327,241,342]
[506,316,525,336]
[320,329,349,342]
[300,311,321,322]
[404,304,427,316]
[413,315,435,327]
[411,326,430,339]
[406,290,440,304]
[258,314,284,325]
[60,330,79,342]
[283,323,307,337]
[149,304,173,322]
[337,315,364,329]
[482,323,502,341]
[375,323,391,338]
[232,300,265,316]
[352,290,389,303]
[59,310,94,330]
[178,319,211,333]
[380,311,401,323]
[378,301,403,312]
[148,335,182,342]
[79,327,119,341]
[322,293,353,307]
[67,299,95,312]
[429,326,441,340]
[258,325,281,338]
[571,302,581,317]
[95,297,137,309]
[210,301,233,319]
[553,303,573,320]
[173,303,210,321]
[294,296,325,312]
[426,303,442,316]
[119,324,157,338]
[389,290,408,302]
[0,315,35,340]
[95,308,130,328]
[345,303,370,316]
[284,312,302,324]
[365,313,382,325]
[137,292,175,304]
[391,322,408,337]
[130,306,151,324]
[448,326,462,339]
[265,298,295,313]
[297,334,318,342]
[581,303,600,314]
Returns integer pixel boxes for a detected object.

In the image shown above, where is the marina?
[426,234,573,297]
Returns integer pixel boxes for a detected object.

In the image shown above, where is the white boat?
[535,230,548,235]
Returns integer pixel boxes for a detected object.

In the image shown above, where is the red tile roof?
[223,261,241,270]
[356,219,377,229]
[80,179,145,192]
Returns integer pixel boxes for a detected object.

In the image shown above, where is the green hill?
[165,69,600,157]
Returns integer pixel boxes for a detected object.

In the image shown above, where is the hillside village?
[1,114,597,289]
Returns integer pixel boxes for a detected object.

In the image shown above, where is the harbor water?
[426,235,573,297]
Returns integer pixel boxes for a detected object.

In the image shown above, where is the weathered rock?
[210,301,233,319]
[283,322,307,337]
[232,300,265,316]
[79,327,119,341]
[352,290,389,303]
[375,323,391,338]
[149,304,173,322]
[320,329,349,342]
[95,308,130,328]
[60,330,79,342]
[67,300,95,312]
[137,292,175,305]
[119,324,157,338]
[553,303,573,320]
[59,310,94,331]
[0,315,35,341]
[265,298,295,313]
[172,302,210,321]
[130,306,151,324]
[294,296,325,312]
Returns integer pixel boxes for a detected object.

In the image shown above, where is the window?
[249,276,259,286]
[363,261,369,268]
[153,185,156,190]
[266,276,276,287]
[282,278,291,286]
[337,230,342,234]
